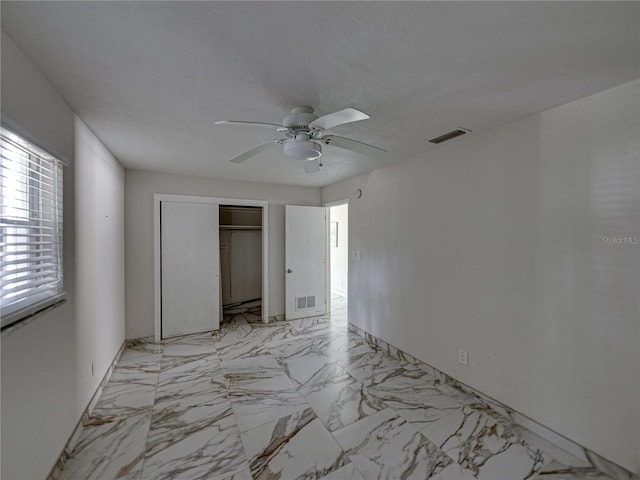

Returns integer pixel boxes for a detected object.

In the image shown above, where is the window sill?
[1,294,67,336]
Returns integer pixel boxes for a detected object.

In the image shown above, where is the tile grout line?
[238,317,345,478]
[311,331,456,480]
[137,342,164,480]
[56,300,629,480]
[215,323,260,478]
[47,340,127,480]
[326,335,567,479]
[256,312,381,480]
[347,322,639,480]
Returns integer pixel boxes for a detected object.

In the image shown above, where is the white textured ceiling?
[2,1,639,187]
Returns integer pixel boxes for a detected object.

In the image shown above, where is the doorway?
[328,201,348,319]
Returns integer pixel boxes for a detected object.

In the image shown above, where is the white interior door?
[161,201,220,338]
[285,205,328,320]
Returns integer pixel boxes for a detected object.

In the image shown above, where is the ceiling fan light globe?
[284,140,322,161]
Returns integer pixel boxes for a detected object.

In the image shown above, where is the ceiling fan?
[215,106,386,173]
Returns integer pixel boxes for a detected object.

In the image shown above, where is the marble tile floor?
[58,298,616,480]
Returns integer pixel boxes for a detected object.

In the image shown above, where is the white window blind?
[1,127,64,327]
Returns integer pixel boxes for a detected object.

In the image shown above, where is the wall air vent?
[427,128,471,145]
[296,295,316,310]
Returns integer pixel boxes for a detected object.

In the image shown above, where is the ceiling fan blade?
[322,135,387,158]
[215,120,283,129]
[302,158,320,174]
[309,108,369,130]
[229,140,276,163]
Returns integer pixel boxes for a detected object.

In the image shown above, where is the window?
[1,126,64,328]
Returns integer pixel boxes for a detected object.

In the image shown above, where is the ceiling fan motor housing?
[283,106,319,130]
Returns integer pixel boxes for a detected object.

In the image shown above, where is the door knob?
[287,268,293,274]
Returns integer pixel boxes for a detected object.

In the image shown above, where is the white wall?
[322,80,640,473]
[125,170,320,339]
[74,119,126,410]
[1,32,125,479]
[329,203,349,297]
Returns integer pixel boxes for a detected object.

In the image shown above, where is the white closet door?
[161,202,220,338]
[285,205,328,320]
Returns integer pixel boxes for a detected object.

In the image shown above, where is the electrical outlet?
[458,350,468,366]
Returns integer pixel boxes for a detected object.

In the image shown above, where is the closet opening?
[219,205,263,321]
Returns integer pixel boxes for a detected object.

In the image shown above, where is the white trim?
[324,207,330,314]
[47,340,126,480]
[154,194,269,342]
[1,295,67,336]
[323,198,350,208]
[154,196,161,342]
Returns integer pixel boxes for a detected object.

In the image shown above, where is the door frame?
[154,194,269,342]
[323,199,349,308]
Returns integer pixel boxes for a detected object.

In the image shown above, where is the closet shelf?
[219,225,262,230]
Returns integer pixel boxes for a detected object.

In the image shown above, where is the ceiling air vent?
[427,128,471,145]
